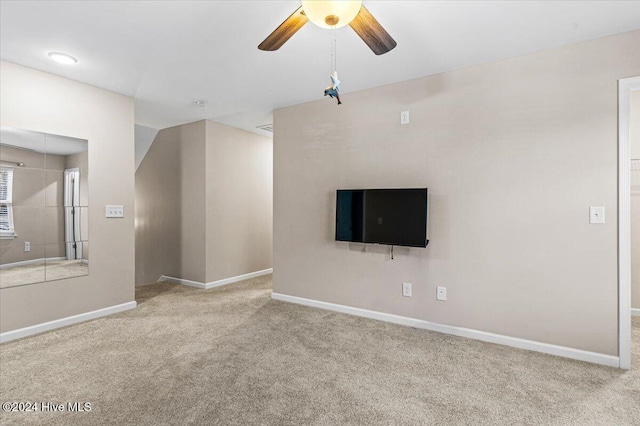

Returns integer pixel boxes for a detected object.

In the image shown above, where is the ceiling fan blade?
[349,5,397,55]
[258,6,309,51]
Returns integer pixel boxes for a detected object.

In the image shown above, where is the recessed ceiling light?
[48,52,78,65]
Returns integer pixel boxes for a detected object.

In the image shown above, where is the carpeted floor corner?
[0,275,639,425]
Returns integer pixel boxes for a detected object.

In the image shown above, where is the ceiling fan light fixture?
[301,0,363,29]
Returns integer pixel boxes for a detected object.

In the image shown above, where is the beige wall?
[205,121,273,282]
[273,31,640,356]
[135,119,273,286]
[0,60,135,332]
[631,90,640,311]
[135,121,207,285]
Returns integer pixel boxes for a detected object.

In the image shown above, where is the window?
[0,167,15,238]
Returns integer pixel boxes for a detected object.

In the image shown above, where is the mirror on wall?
[0,126,89,288]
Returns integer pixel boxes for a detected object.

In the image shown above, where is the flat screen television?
[335,188,429,248]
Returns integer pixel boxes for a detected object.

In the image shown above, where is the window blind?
[0,167,15,234]
[0,204,12,232]
[0,167,13,203]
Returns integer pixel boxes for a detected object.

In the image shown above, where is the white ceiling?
[1,1,639,137]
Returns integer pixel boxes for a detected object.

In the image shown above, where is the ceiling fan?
[258,0,396,55]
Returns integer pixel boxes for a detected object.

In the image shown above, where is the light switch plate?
[106,205,124,218]
[589,206,605,224]
[437,286,447,301]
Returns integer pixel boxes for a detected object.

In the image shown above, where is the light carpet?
[0,275,638,425]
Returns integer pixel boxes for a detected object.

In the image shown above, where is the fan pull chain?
[330,32,337,73]
[324,31,342,105]
[333,32,337,72]
[329,37,332,75]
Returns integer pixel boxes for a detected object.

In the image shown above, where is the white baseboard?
[159,268,273,290]
[632,308,640,317]
[205,268,273,289]
[0,301,137,344]
[271,293,620,369]
[158,275,206,289]
[0,257,66,269]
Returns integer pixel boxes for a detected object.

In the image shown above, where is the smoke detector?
[192,99,207,107]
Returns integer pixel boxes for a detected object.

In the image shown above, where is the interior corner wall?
[0,60,135,333]
[631,90,640,311]
[135,120,206,286]
[205,121,273,283]
[273,30,640,357]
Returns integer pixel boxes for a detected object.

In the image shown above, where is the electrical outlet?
[106,205,124,218]
[400,110,410,125]
[436,286,447,301]
[24,241,30,252]
[402,282,412,297]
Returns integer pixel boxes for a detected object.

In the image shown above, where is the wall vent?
[256,124,274,133]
